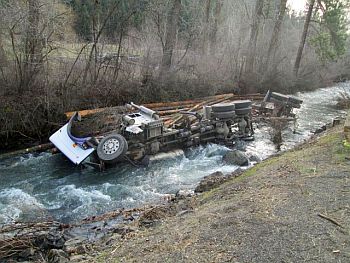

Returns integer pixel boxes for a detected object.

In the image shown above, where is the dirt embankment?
[75,126,350,263]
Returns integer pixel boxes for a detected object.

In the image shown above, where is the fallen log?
[144,93,233,109]
[158,108,190,116]
[0,143,54,160]
[153,104,197,111]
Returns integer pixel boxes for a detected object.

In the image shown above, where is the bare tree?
[210,0,223,54]
[202,0,211,55]
[0,31,6,67]
[26,0,41,66]
[161,0,182,73]
[293,0,315,77]
[0,12,6,68]
[265,0,288,70]
[245,0,265,74]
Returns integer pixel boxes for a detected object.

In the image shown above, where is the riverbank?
[76,125,350,262]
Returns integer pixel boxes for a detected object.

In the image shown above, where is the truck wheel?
[235,107,252,115]
[211,103,235,112]
[212,110,236,119]
[233,100,252,109]
[97,134,128,163]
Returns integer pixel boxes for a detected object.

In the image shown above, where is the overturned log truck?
[256,90,303,118]
[49,100,254,169]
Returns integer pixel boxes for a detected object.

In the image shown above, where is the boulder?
[19,247,35,259]
[234,140,247,151]
[223,150,249,166]
[195,171,225,193]
[64,237,87,254]
[248,153,262,163]
[175,189,194,199]
[47,249,69,263]
[44,231,66,249]
[314,125,326,134]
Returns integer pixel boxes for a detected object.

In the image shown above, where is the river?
[0,82,349,224]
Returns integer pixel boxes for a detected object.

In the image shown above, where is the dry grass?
[81,126,350,263]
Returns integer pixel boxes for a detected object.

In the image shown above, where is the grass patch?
[317,132,340,145]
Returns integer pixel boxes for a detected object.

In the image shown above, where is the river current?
[0,83,349,224]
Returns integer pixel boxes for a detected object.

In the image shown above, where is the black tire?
[288,96,303,105]
[211,103,235,112]
[97,133,128,163]
[235,107,252,115]
[233,100,252,109]
[211,110,236,119]
[271,92,289,102]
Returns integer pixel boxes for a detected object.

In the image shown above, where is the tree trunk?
[0,29,6,67]
[92,1,100,83]
[265,0,287,70]
[293,0,315,77]
[210,0,223,54]
[26,0,41,65]
[161,0,182,73]
[21,0,41,92]
[245,0,265,74]
[202,0,211,55]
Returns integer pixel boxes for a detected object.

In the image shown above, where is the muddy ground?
[73,126,350,263]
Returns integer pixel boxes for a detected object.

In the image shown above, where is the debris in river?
[0,221,67,261]
[270,118,289,151]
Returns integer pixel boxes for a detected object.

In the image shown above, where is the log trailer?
[49,100,254,169]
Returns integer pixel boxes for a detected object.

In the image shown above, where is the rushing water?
[0,82,349,224]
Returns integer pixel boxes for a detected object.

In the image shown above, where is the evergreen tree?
[310,0,349,62]
[64,0,148,40]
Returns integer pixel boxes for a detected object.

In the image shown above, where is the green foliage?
[310,0,349,62]
[63,0,148,40]
[343,139,350,148]
[178,0,202,35]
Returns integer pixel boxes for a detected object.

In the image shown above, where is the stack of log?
[65,93,264,128]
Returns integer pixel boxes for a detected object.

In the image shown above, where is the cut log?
[158,108,190,116]
[168,94,234,126]
[65,93,236,119]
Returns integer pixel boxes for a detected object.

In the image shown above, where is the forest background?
[0,0,349,151]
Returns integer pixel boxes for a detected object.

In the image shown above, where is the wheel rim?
[102,138,120,155]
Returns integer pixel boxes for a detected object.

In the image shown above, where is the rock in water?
[176,189,194,199]
[248,153,262,163]
[223,150,249,166]
[195,171,225,193]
